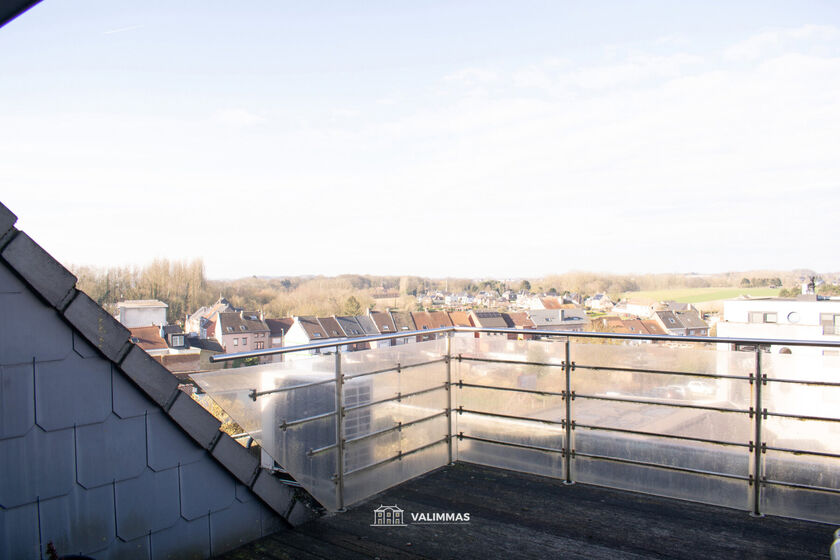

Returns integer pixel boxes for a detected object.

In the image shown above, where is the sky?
[1,1,839,279]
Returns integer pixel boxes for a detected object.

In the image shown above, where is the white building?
[116,299,168,327]
[717,296,840,355]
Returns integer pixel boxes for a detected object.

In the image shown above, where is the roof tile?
[0,288,73,366]
[146,409,204,472]
[0,502,40,559]
[119,345,180,409]
[111,365,156,420]
[251,470,295,517]
[1,232,76,310]
[115,467,181,541]
[149,515,210,559]
[0,426,75,508]
[35,354,112,431]
[63,291,132,363]
[166,392,222,450]
[0,363,35,439]
[209,497,263,555]
[286,498,319,527]
[75,414,147,489]
[39,484,115,556]
[179,457,237,520]
[0,201,17,240]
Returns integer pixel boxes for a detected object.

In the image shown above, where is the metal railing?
[195,326,840,520]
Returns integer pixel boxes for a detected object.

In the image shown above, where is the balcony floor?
[219,463,832,559]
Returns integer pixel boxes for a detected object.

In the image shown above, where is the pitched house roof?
[448,311,473,327]
[355,314,380,336]
[187,337,224,353]
[0,201,315,558]
[317,316,346,339]
[129,326,169,351]
[621,319,651,335]
[265,317,294,338]
[297,316,328,340]
[675,311,708,329]
[428,311,453,329]
[469,310,508,329]
[218,311,269,335]
[390,311,416,332]
[369,311,397,334]
[503,312,536,329]
[540,297,563,309]
[410,311,436,330]
[335,315,365,337]
[527,309,563,327]
[642,320,666,335]
[655,310,685,330]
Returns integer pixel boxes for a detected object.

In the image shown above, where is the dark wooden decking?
[220,463,834,559]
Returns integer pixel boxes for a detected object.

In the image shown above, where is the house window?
[255,341,264,349]
[749,312,777,324]
[226,326,233,332]
[383,325,390,331]
[233,338,239,346]
[171,335,184,347]
[313,333,322,338]
[242,337,248,345]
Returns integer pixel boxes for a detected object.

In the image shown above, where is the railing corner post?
[335,348,345,511]
[446,332,454,465]
[564,337,574,485]
[750,348,764,517]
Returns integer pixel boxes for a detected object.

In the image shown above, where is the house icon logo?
[372,504,406,527]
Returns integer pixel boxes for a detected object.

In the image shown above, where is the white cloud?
[724,24,839,61]
[211,108,264,127]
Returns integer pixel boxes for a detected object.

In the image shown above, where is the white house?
[116,299,168,327]
[716,296,840,355]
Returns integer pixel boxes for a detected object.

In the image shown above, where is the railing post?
[335,348,345,511]
[750,348,764,516]
[446,332,454,465]
[564,337,574,485]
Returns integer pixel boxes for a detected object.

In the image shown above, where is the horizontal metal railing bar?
[457,381,565,397]
[764,445,840,460]
[574,363,753,381]
[764,377,840,388]
[762,478,840,495]
[574,392,750,415]
[252,377,336,399]
[764,410,840,424]
[210,326,840,362]
[457,408,565,426]
[342,384,446,413]
[457,356,565,368]
[280,410,337,430]
[342,437,449,478]
[211,327,453,361]
[307,411,448,456]
[574,423,750,449]
[458,434,564,454]
[344,357,447,380]
[573,451,751,481]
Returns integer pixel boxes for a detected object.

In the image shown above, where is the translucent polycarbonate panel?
[344,413,448,473]
[455,358,565,395]
[761,450,840,523]
[762,353,840,419]
[571,394,750,443]
[341,338,447,377]
[763,416,840,456]
[573,455,749,511]
[457,439,564,479]
[452,337,566,367]
[455,410,565,478]
[456,387,564,422]
[571,342,754,379]
[193,355,342,510]
[574,430,749,477]
[343,441,449,507]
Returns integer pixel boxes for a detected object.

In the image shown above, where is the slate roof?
[676,311,708,330]
[335,316,365,338]
[129,326,168,351]
[0,201,315,558]
[355,315,380,336]
[527,309,563,327]
[368,311,396,334]
[218,311,269,335]
[655,310,685,330]
[470,311,508,329]
[187,337,224,353]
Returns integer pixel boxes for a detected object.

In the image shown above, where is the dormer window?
[226,326,233,332]
[240,325,247,331]
[313,333,322,338]
[383,325,390,331]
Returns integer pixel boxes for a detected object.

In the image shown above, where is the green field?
[619,287,780,305]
